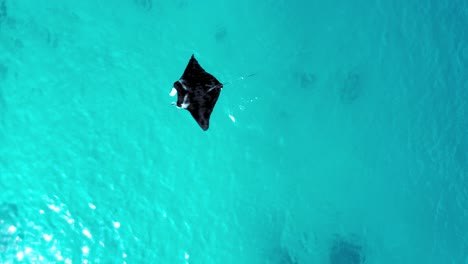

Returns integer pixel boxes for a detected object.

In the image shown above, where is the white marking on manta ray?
[179,80,189,91]
[181,94,190,109]
[207,85,222,93]
[169,87,177,96]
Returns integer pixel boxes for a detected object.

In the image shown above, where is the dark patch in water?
[134,0,153,11]
[215,26,227,42]
[0,203,17,218]
[45,29,59,48]
[177,0,189,9]
[268,247,298,264]
[299,72,316,90]
[329,236,365,264]
[14,38,23,49]
[276,108,290,122]
[339,72,362,104]
[0,0,6,24]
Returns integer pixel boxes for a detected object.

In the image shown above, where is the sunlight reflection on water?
[0,195,127,263]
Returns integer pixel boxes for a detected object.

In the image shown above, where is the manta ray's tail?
[207,73,257,92]
[223,73,257,86]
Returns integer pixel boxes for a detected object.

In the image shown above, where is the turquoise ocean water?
[0,0,467,263]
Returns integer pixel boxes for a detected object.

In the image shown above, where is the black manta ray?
[170,55,223,131]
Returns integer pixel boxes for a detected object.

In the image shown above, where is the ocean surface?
[0,0,467,263]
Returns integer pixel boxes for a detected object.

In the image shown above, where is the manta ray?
[170,55,223,131]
